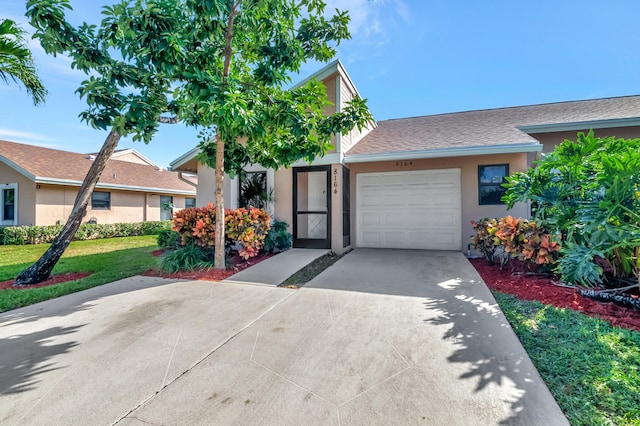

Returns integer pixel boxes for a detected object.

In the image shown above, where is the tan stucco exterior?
[346,153,530,251]
[29,183,194,226]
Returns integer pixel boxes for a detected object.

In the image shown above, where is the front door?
[293,166,331,249]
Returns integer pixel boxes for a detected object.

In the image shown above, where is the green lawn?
[0,236,159,312]
[494,292,640,426]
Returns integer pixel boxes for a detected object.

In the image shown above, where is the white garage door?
[356,169,462,250]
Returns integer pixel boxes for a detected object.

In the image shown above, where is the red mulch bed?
[470,258,640,332]
[0,272,92,290]
[141,251,274,281]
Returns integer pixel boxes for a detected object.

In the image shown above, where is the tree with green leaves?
[16,0,372,284]
[0,18,47,105]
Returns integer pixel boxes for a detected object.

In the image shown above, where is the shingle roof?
[347,95,640,156]
[0,140,196,194]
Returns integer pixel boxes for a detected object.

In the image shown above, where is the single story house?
[170,59,640,254]
[0,141,197,226]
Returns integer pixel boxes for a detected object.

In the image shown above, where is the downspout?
[178,172,197,188]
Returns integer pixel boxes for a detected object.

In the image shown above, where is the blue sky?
[2,0,640,168]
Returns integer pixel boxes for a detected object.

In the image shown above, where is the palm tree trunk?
[14,129,121,285]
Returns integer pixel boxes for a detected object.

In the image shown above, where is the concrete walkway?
[223,248,329,286]
[0,249,568,425]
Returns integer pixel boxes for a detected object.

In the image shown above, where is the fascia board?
[34,177,195,195]
[344,143,542,164]
[0,157,36,181]
[518,117,640,134]
[169,146,200,171]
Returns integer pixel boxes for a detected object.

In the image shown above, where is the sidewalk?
[223,248,329,286]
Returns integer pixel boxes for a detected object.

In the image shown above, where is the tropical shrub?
[157,229,182,250]
[160,242,214,273]
[502,131,640,286]
[471,216,561,269]
[263,220,293,253]
[172,204,271,259]
[470,218,499,264]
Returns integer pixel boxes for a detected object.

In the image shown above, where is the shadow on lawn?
[0,325,83,395]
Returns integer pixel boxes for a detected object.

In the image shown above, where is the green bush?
[0,220,171,245]
[160,242,214,273]
[157,229,182,250]
[263,220,292,253]
[502,131,640,286]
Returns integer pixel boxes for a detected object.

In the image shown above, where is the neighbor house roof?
[345,95,640,162]
[0,140,196,195]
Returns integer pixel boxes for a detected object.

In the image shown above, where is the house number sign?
[396,161,413,167]
[333,168,339,194]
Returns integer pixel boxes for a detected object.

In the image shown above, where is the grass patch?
[0,236,159,312]
[280,251,345,288]
[494,292,640,425]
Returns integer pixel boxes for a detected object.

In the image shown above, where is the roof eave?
[343,143,542,164]
[34,177,196,195]
[0,156,36,180]
[169,146,200,171]
[518,117,640,134]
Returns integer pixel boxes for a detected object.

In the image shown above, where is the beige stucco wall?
[0,165,36,226]
[196,164,232,208]
[346,153,530,251]
[531,126,640,154]
[273,167,293,226]
[32,185,192,225]
[112,152,149,165]
[35,185,77,225]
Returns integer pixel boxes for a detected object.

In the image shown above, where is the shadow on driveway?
[304,248,568,425]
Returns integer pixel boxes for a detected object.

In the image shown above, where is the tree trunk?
[14,129,122,286]
[214,132,226,269]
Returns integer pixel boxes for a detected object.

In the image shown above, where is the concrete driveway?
[0,249,567,425]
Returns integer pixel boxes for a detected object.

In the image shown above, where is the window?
[478,164,509,205]
[238,171,268,209]
[2,186,16,224]
[185,197,196,209]
[91,191,111,210]
[160,196,173,220]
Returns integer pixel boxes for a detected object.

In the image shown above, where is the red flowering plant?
[172,203,271,259]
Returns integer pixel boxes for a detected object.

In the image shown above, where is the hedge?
[0,220,172,245]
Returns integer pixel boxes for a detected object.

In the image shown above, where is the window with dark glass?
[185,197,196,209]
[2,188,15,221]
[478,164,509,205]
[91,191,111,210]
[238,171,268,209]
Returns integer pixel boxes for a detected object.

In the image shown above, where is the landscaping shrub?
[263,220,293,253]
[470,218,499,264]
[172,204,270,259]
[471,216,561,270]
[0,220,171,245]
[503,131,640,286]
[160,242,214,273]
[157,229,182,250]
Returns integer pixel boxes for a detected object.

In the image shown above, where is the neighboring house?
[0,141,197,226]
[170,59,640,254]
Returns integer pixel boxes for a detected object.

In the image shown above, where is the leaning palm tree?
[0,18,47,105]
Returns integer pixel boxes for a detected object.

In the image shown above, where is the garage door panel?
[357,169,461,250]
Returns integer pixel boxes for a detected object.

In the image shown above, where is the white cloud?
[0,128,59,147]
[324,0,412,42]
